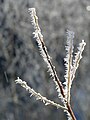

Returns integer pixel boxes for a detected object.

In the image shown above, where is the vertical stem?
[67,103,76,120]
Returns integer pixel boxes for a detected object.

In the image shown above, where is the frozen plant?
[15,8,86,120]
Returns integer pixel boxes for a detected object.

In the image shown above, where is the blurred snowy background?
[0,0,90,120]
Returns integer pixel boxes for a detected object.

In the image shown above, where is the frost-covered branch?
[28,8,78,120]
[71,40,86,82]
[64,30,74,103]
[15,77,67,110]
[28,8,65,101]
[15,8,86,120]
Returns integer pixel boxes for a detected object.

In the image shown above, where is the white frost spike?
[71,40,86,82]
[64,30,74,103]
[45,102,50,106]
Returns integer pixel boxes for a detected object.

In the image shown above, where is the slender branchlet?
[15,8,86,120]
[64,30,74,103]
[15,77,67,110]
[28,8,65,102]
[71,40,86,82]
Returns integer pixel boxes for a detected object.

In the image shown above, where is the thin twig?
[64,30,74,103]
[28,8,65,101]
[15,77,67,110]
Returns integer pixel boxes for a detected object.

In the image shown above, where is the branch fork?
[15,8,86,120]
